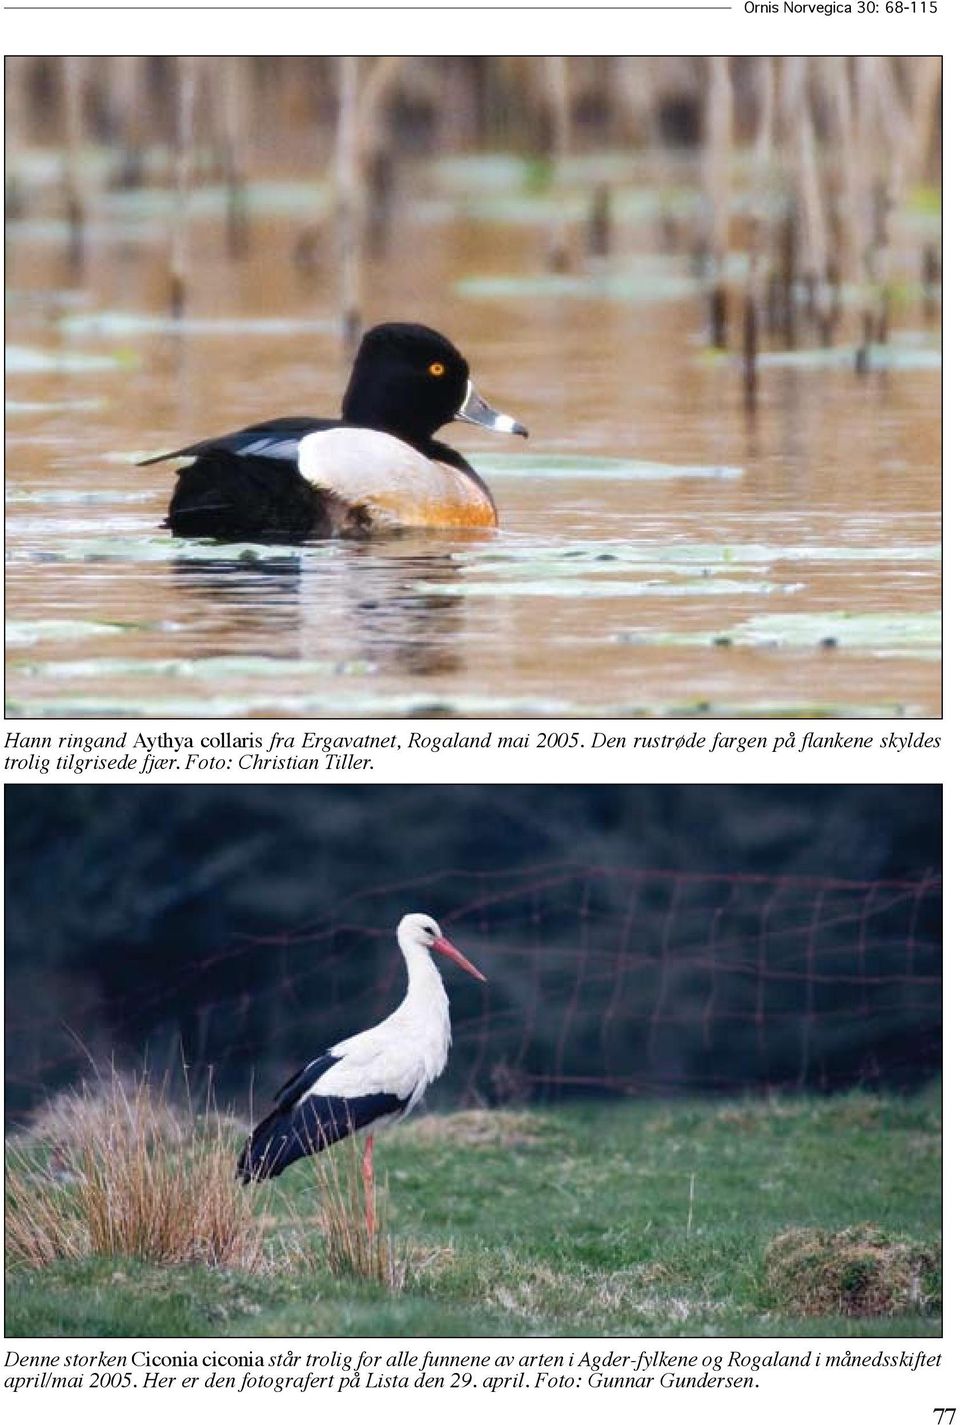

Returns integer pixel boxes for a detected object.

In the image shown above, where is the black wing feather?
[138,416,335,467]
[237,1061,411,1184]
[271,1052,340,1111]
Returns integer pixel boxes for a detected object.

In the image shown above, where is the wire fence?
[6,864,942,1117]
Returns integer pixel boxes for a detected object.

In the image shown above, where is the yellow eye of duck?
[428,362,445,377]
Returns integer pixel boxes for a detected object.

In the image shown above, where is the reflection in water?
[170,538,468,679]
[334,543,466,679]
[170,552,304,658]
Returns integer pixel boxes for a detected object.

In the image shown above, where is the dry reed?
[545,55,573,272]
[8,57,941,390]
[61,55,86,269]
[295,1135,409,1291]
[703,55,733,348]
[334,56,363,353]
[220,56,250,257]
[169,55,198,318]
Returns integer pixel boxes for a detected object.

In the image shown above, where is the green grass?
[6,1089,941,1337]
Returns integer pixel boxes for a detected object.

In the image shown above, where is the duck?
[139,322,528,539]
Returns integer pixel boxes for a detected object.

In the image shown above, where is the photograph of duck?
[5,784,941,1336]
[5,57,940,717]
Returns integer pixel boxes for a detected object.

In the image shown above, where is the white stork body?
[321,943,453,1117]
[238,913,485,1185]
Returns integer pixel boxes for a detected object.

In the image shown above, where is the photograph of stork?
[5,784,941,1337]
[5,57,941,719]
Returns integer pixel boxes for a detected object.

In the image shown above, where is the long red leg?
[362,1133,376,1239]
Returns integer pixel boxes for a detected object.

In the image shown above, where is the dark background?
[5,784,942,1119]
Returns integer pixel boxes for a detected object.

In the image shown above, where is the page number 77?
[933,1412,956,1424]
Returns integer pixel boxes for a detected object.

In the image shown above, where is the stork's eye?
[428,362,445,378]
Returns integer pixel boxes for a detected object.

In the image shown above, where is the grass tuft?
[764,1224,940,1317]
[6,1069,265,1272]
[291,1138,410,1290]
[5,1158,88,1268]
[17,1073,211,1152]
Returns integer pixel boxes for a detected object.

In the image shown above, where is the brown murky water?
[6,160,941,716]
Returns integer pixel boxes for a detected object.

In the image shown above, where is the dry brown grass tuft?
[293,1138,410,1290]
[6,1071,265,1273]
[764,1224,940,1317]
[18,1076,192,1154]
[404,1109,548,1149]
[5,1155,88,1267]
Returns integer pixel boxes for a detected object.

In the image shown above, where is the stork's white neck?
[391,940,452,1064]
[398,942,448,1005]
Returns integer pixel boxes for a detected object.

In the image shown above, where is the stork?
[237,912,486,1233]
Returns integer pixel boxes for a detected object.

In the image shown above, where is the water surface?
[5,164,941,716]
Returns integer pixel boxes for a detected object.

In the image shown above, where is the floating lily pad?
[20,536,314,565]
[458,553,735,580]
[5,344,136,375]
[6,488,157,507]
[434,150,660,192]
[10,143,171,188]
[6,397,106,415]
[61,311,337,339]
[17,654,377,682]
[100,179,329,220]
[432,185,766,231]
[615,187,702,222]
[645,699,913,718]
[431,150,700,198]
[415,577,801,599]
[463,537,938,565]
[417,186,703,230]
[452,543,765,581]
[422,193,592,225]
[4,686,578,719]
[725,610,941,653]
[615,610,939,659]
[431,153,537,191]
[614,628,721,649]
[449,539,938,584]
[457,270,700,303]
[755,344,940,372]
[732,544,942,565]
[471,453,743,481]
[5,619,128,648]
[4,218,168,246]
